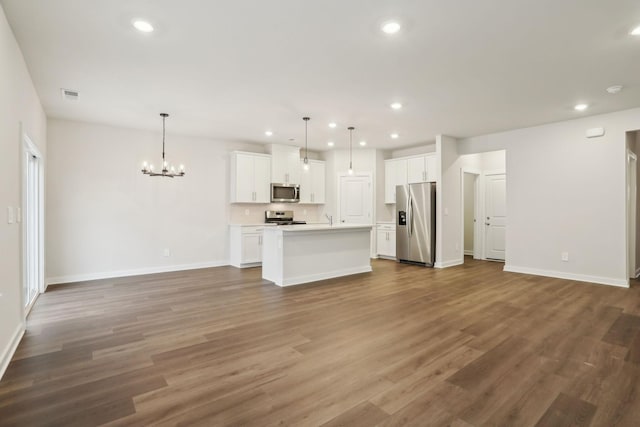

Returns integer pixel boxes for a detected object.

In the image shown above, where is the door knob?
[485,222,491,226]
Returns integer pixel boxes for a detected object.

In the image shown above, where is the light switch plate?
[7,206,14,224]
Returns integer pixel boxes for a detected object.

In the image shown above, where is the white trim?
[435,259,464,268]
[0,322,25,381]
[46,260,229,286]
[377,255,397,261]
[464,250,474,256]
[635,267,640,279]
[460,168,483,261]
[21,129,45,314]
[271,265,373,287]
[503,264,629,288]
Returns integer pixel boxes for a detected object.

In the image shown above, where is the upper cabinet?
[230,152,271,203]
[268,144,301,184]
[407,154,437,184]
[384,159,408,204]
[299,159,326,204]
[385,153,437,204]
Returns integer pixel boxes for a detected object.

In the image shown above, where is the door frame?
[22,131,45,315]
[460,168,483,261]
[627,148,638,279]
[483,169,506,262]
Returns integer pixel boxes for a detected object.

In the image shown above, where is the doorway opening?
[462,171,480,263]
[22,133,44,314]
[626,130,640,281]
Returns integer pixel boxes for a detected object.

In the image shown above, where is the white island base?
[262,224,373,287]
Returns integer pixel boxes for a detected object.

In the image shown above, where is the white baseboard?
[275,265,373,287]
[46,260,229,286]
[434,259,464,269]
[464,250,474,256]
[1,322,25,381]
[503,264,629,288]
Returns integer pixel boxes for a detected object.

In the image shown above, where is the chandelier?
[141,113,185,178]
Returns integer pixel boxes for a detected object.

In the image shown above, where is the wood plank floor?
[1,258,640,426]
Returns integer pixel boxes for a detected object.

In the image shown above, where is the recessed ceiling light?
[132,20,154,33]
[328,122,337,128]
[390,102,403,110]
[327,141,335,147]
[630,25,640,36]
[382,21,401,34]
[574,103,589,112]
[606,85,623,94]
[359,141,367,146]
[265,130,273,136]
[390,133,399,139]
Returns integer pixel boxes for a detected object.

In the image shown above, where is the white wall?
[459,108,640,287]
[435,135,459,267]
[46,119,278,283]
[0,4,47,377]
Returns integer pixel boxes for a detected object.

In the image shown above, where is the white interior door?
[485,173,506,261]
[339,175,372,224]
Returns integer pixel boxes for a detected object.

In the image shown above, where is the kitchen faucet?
[325,213,333,226]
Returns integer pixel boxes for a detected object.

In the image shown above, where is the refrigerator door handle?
[408,193,413,237]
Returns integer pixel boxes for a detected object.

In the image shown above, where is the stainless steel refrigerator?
[396,182,436,266]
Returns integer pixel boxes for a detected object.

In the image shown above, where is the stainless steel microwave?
[271,183,300,203]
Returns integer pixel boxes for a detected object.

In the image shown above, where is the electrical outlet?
[561,252,569,262]
[163,248,171,257]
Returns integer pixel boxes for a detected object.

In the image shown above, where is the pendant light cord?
[348,126,354,169]
[303,117,310,163]
[161,113,169,170]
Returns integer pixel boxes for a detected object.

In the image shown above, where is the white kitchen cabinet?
[384,158,408,204]
[230,152,271,203]
[229,225,266,268]
[269,144,301,184]
[376,224,396,259]
[299,159,326,204]
[407,154,437,183]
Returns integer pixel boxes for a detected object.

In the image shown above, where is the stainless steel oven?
[271,183,300,203]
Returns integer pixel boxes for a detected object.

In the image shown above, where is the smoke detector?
[61,88,79,101]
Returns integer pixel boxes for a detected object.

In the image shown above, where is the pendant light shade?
[347,126,355,175]
[303,117,310,171]
[141,113,185,178]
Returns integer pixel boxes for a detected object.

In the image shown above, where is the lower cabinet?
[230,225,265,268]
[376,224,396,259]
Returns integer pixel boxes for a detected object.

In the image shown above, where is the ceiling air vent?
[61,88,79,101]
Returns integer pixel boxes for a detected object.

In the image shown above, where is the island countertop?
[264,224,372,232]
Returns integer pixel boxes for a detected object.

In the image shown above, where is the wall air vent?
[61,88,79,101]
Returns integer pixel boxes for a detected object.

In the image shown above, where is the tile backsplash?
[229,204,324,224]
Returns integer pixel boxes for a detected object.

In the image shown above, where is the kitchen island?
[261,224,373,287]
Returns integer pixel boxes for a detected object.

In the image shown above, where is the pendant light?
[141,113,185,178]
[347,126,355,175]
[303,116,310,171]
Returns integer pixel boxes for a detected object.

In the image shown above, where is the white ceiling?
[2,0,640,151]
